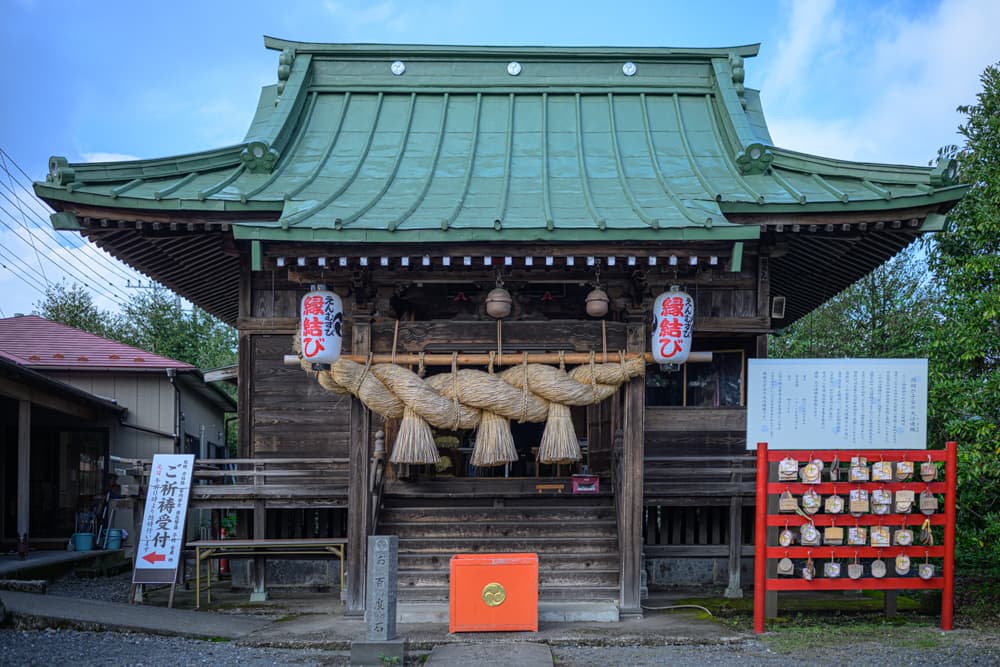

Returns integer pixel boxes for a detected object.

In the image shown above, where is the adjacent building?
[0,315,235,546]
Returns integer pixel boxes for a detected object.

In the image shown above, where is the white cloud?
[323,0,410,36]
[82,152,142,163]
[762,0,840,107]
[762,0,1000,165]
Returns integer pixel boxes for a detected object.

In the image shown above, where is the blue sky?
[0,0,997,319]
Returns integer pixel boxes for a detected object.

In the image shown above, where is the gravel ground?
[553,637,1000,666]
[0,628,349,666]
[6,572,1000,666]
[46,570,132,603]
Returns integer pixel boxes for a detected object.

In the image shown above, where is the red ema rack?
[753,442,957,634]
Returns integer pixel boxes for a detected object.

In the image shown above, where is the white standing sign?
[132,454,195,585]
[746,359,927,450]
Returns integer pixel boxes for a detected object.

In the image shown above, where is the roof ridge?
[262,36,761,60]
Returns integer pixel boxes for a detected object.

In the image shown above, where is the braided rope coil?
[297,344,644,466]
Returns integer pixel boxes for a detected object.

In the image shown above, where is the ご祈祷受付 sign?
[132,454,195,585]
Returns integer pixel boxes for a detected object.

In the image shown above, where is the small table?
[187,538,346,609]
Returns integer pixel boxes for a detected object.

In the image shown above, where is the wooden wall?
[240,270,352,460]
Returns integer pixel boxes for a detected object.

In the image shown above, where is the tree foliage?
[35,280,128,342]
[769,244,938,360]
[924,63,1000,575]
[770,63,1000,575]
[33,281,237,372]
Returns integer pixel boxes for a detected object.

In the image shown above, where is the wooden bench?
[187,538,346,609]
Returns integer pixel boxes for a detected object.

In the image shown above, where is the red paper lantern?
[300,286,343,365]
[651,287,694,365]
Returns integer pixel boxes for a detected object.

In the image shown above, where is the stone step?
[381,519,617,539]
[397,536,617,554]
[396,552,620,571]
[380,506,615,523]
[397,584,620,602]
[397,600,620,623]
[397,568,619,589]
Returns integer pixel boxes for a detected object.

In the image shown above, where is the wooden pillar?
[757,255,771,327]
[237,263,253,460]
[618,322,645,618]
[16,399,30,537]
[725,474,744,599]
[346,313,372,615]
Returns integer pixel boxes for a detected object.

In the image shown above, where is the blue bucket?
[105,528,122,550]
[72,532,94,552]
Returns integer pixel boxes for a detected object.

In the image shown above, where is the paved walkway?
[0,550,103,578]
[0,550,745,657]
[2,590,272,639]
[426,642,553,666]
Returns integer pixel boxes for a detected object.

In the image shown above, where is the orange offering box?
[449,553,539,633]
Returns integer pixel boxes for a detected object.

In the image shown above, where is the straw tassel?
[537,401,581,464]
[389,406,439,465]
[471,410,518,467]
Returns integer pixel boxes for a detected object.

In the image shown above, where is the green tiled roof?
[36,38,965,245]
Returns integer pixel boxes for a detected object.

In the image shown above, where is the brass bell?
[585,287,609,318]
[485,287,512,319]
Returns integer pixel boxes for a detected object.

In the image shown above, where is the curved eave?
[769,147,949,184]
[718,185,967,215]
[34,183,284,214]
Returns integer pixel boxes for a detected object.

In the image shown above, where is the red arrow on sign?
[142,551,167,564]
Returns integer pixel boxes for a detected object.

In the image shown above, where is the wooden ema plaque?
[753,442,957,634]
[449,553,538,632]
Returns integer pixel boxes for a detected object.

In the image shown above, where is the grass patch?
[762,620,945,654]
[659,591,925,634]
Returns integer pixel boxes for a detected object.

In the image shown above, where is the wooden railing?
[128,457,350,509]
[643,455,756,504]
[642,453,756,597]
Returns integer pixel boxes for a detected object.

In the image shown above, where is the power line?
[0,174,141,286]
[0,242,51,297]
[0,151,47,285]
[0,204,127,305]
[0,181,141,285]
[0,147,183,311]
[0,149,143,285]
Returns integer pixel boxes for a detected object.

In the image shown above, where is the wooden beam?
[0,376,102,420]
[756,256,770,328]
[619,322,645,618]
[17,400,30,537]
[203,366,238,383]
[346,313,372,616]
[283,351,714,367]
[237,334,252,459]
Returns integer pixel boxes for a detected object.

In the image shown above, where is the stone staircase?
[377,491,620,605]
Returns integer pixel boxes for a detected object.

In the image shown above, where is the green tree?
[34,281,236,372]
[119,287,237,371]
[925,62,1000,575]
[770,244,938,360]
[34,279,126,340]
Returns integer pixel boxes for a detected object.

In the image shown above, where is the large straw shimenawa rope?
[295,338,644,467]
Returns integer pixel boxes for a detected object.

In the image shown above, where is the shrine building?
[34,38,965,619]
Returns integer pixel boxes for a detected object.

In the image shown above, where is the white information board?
[132,454,195,585]
[746,359,927,450]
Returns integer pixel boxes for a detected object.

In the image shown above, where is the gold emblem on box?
[482,582,507,607]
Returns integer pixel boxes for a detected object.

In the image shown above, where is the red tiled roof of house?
[0,315,194,371]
